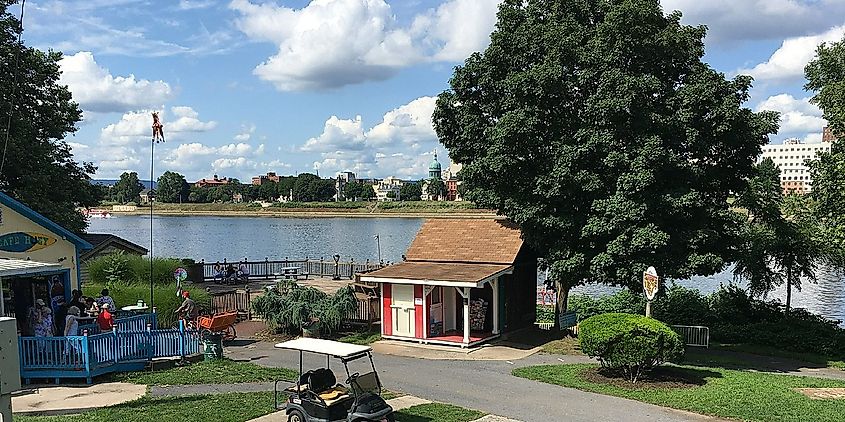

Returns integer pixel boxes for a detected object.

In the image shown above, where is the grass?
[514,363,845,422]
[15,392,277,422]
[394,403,486,422]
[540,336,584,355]
[712,343,845,370]
[111,359,298,385]
[15,391,480,422]
[337,331,382,345]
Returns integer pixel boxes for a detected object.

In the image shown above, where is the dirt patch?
[581,366,709,389]
[796,388,845,400]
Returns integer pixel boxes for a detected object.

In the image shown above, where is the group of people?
[28,288,117,338]
[212,260,251,283]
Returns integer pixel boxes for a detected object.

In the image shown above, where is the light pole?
[332,254,341,280]
[373,234,382,265]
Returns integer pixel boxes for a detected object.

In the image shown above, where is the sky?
[15,0,845,182]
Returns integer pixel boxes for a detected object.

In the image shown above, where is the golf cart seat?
[307,368,351,407]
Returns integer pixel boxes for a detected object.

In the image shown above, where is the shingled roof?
[404,219,524,265]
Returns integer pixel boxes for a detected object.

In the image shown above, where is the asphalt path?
[226,342,719,422]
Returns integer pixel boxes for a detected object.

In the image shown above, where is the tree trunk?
[785,265,792,313]
[554,280,570,329]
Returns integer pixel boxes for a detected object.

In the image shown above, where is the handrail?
[197,258,385,281]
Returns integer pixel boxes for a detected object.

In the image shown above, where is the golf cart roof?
[275,338,372,358]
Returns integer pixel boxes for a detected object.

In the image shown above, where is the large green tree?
[112,171,144,204]
[805,35,845,268]
[156,171,189,203]
[0,0,99,233]
[432,0,779,317]
[425,178,445,201]
[805,35,845,137]
[400,182,422,201]
[733,159,823,311]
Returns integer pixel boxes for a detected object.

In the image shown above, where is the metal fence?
[671,325,710,347]
[197,258,384,282]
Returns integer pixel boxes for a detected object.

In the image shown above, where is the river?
[88,215,845,322]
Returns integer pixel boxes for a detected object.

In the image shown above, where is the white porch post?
[462,287,470,345]
[491,278,499,335]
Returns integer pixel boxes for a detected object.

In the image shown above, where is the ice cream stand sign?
[0,232,56,253]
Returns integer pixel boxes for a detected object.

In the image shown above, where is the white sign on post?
[643,266,659,317]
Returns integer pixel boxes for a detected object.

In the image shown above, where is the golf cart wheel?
[287,409,305,422]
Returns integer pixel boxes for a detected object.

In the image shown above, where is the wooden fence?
[195,258,384,282]
[19,313,201,384]
[210,290,253,321]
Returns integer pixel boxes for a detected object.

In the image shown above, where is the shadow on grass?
[585,366,723,389]
[683,347,832,374]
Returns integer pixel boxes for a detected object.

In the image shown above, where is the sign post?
[642,266,659,318]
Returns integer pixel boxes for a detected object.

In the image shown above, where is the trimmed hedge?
[579,313,684,382]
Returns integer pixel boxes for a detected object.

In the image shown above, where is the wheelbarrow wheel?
[288,409,305,422]
[223,325,237,342]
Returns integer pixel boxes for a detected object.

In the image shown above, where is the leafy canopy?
[805,35,845,137]
[433,0,778,290]
[0,0,99,233]
[112,171,145,204]
[156,171,189,203]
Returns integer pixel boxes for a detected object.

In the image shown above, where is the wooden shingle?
[404,219,524,265]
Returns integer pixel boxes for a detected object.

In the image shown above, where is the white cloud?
[59,52,172,113]
[178,0,215,10]
[755,94,827,135]
[301,116,367,152]
[738,25,845,81]
[366,96,436,146]
[302,96,447,178]
[662,1,845,44]
[169,106,219,133]
[230,0,502,91]
[234,124,256,142]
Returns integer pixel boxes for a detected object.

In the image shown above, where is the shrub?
[652,285,711,326]
[252,283,356,335]
[86,253,184,286]
[536,305,555,323]
[82,282,210,329]
[579,313,684,382]
[568,290,645,322]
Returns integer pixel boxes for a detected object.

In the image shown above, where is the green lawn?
[514,363,845,422]
[712,343,845,370]
[395,403,486,422]
[540,336,584,355]
[15,392,277,422]
[337,331,382,345]
[111,359,298,385]
[16,393,482,422]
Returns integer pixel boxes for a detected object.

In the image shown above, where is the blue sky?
[17,0,845,181]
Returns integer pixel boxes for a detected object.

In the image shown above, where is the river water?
[89,215,845,322]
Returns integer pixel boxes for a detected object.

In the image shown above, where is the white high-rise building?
[760,137,834,194]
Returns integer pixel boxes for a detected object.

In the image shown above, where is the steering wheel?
[346,372,360,384]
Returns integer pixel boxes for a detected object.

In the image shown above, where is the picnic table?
[275,266,308,280]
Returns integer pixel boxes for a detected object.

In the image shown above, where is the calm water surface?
[89,215,845,322]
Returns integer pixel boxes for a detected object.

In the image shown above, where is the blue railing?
[79,313,158,336]
[19,320,200,384]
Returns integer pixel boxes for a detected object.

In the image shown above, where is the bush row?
[86,253,189,287]
[568,285,845,359]
[82,282,210,329]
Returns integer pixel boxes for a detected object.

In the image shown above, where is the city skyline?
[21,0,844,181]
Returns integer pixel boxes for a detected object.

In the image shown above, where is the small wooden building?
[361,219,536,347]
[79,233,148,283]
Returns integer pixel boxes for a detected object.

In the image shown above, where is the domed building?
[428,151,442,179]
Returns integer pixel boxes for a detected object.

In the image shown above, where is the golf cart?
[273,338,395,422]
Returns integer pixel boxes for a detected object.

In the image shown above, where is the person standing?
[64,306,82,361]
[68,290,85,313]
[97,289,115,311]
[97,303,115,331]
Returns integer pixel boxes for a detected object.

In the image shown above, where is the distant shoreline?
[103,203,499,219]
[110,209,499,219]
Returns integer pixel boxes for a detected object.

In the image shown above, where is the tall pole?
[374,234,381,265]
[149,139,154,311]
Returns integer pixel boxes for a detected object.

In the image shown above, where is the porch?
[361,261,511,348]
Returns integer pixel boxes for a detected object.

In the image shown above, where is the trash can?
[202,332,223,360]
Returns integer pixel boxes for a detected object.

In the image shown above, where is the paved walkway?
[225,342,721,422]
[12,382,146,416]
[372,339,543,361]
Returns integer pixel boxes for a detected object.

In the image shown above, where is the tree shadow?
[682,347,831,374]
[586,366,722,388]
